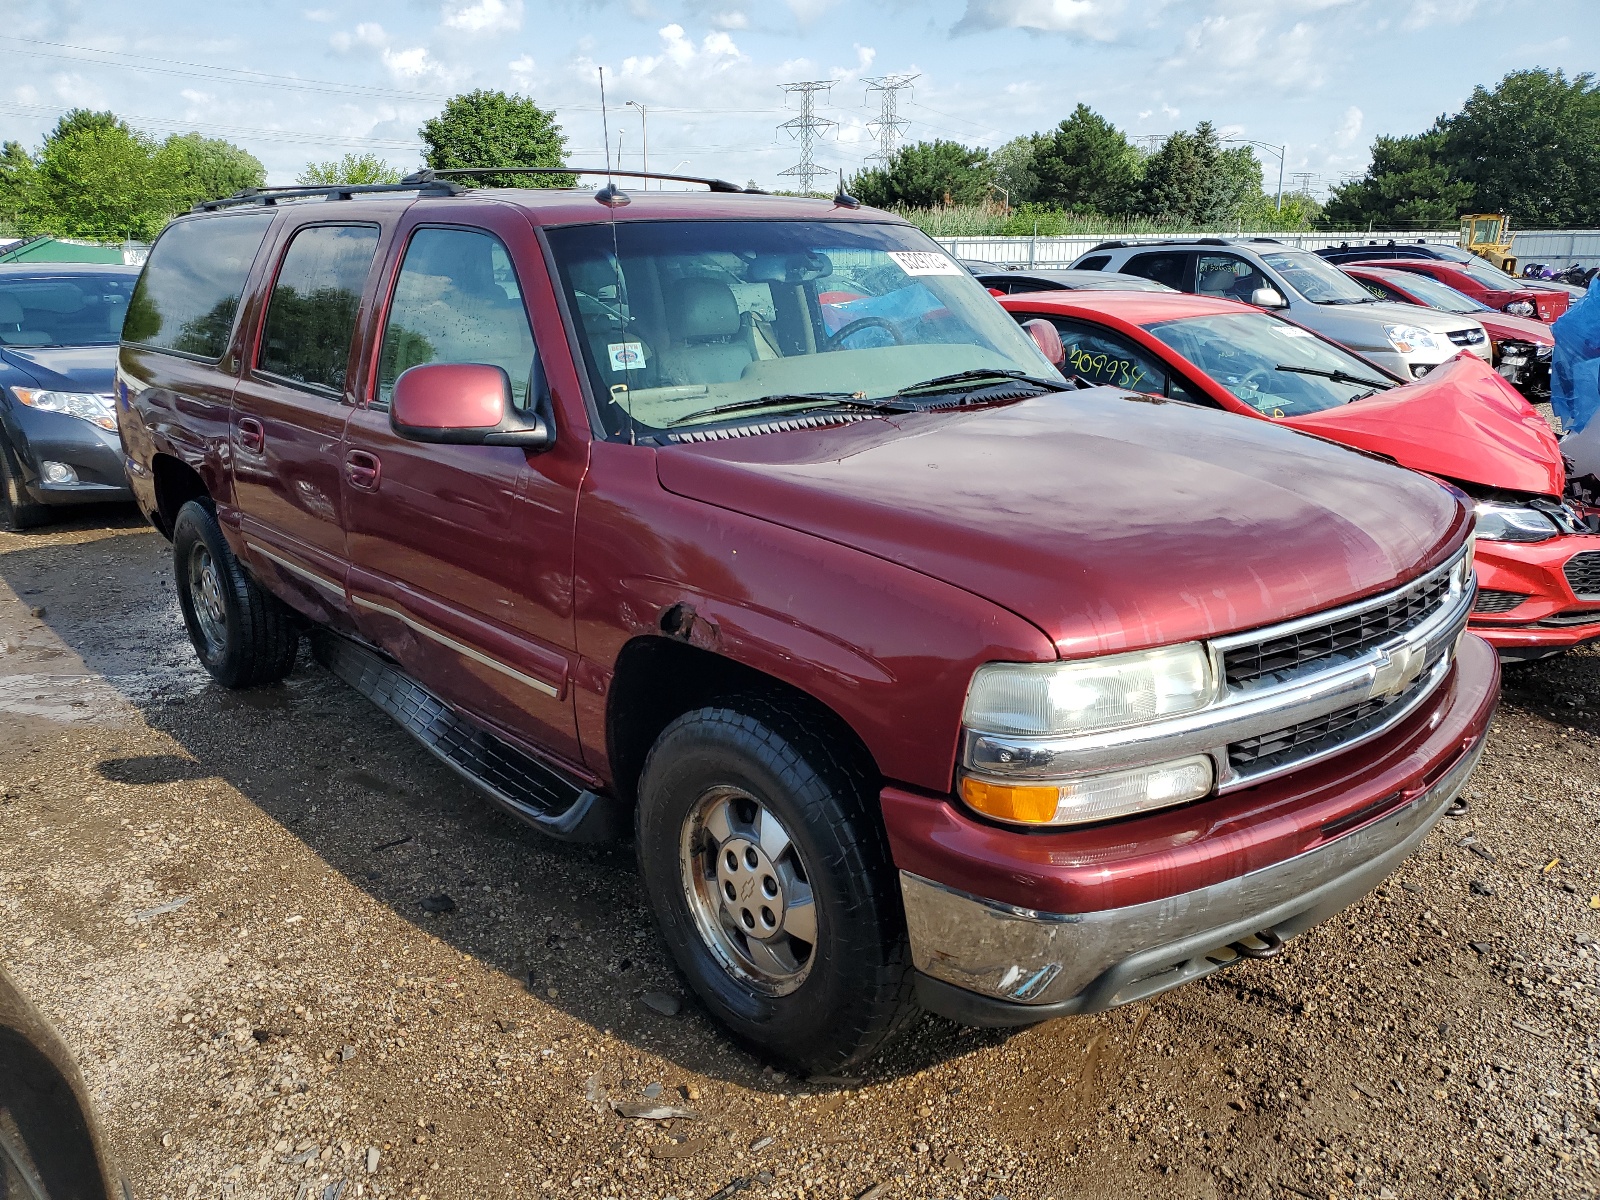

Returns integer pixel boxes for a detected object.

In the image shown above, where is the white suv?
[1072,239,1492,380]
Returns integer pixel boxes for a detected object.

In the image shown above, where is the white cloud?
[1162,7,1336,95]
[1334,105,1363,149]
[329,21,456,85]
[440,0,524,35]
[711,10,748,28]
[303,8,336,21]
[1401,0,1481,31]
[788,0,843,21]
[953,0,1119,37]
[617,23,747,82]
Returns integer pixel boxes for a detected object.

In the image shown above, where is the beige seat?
[658,278,754,386]
[0,294,49,346]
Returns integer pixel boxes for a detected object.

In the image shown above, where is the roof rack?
[413,166,760,194]
[195,175,464,211]
[1248,237,1281,244]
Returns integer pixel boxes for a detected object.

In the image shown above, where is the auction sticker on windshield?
[609,342,648,371]
[887,251,964,277]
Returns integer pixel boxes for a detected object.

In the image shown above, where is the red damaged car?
[1001,290,1600,660]
[1341,263,1554,401]
[1351,257,1569,324]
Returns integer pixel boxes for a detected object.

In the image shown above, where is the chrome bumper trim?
[963,552,1473,794]
[904,738,1483,1012]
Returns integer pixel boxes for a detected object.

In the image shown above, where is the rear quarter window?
[124,212,275,360]
[1075,255,1111,272]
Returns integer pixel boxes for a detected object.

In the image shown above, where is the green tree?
[1320,131,1474,229]
[154,132,266,212]
[1031,104,1141,215]
[23,109,165,239]
[847,139,993,209]
[1128,122,1260,225]
[419,90,573,188]
[0,140,34,226]
[990,133,1047,207]
[298,152,405,186]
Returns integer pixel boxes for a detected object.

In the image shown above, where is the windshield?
[546,220,1057,437]
[1260,249,1375,305]
[1451,259,1523,292]
[1376,271,1490,314]
[0,271,136,347]
[1145,312,1394,417]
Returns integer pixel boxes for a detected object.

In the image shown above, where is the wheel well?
[150,454,210,539]
[605,636,879,807]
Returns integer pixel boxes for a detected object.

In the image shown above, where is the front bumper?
[2,403,132,507]
[1470,534,1600,656]
[887,632,1498,1026]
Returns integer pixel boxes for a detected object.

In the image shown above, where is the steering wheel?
[1238,367,1275,395]
[825,316,905,349]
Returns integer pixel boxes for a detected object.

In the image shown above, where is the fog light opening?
[39,461,77,485]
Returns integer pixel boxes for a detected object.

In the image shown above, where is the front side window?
[258,224,380,394]
[124,212,275,359]
[1146,312,1395,418]
[1195,254,1271,303]
[546,220,1056,438]
[376,227,538,409]
[1258,249,1374,305]
[1122,252,1188,291]
[0,271,137,347]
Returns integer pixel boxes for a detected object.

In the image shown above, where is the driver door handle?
[345,449,381,491]
[237,417,265,454]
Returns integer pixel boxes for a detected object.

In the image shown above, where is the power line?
[862,73,916,165]
[776,80,836,195]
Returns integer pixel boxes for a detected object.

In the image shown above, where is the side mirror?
[1250,286,1288,309]
[391,363,551,449]
[1020,318,1065,366]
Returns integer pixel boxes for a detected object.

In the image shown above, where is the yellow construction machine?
[1458,213,1517,275]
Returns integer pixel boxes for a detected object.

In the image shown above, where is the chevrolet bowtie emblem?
[1372,643,1428,698]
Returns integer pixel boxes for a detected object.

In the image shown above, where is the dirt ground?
[2,509,1598,1200]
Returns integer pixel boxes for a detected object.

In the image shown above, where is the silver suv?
[1072,239,1492,379]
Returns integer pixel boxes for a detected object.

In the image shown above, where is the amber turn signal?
[958,776,1060,824]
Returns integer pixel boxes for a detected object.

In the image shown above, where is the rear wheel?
[636,701,914,1075]
[172,500,299,688]
[0,435,50,532]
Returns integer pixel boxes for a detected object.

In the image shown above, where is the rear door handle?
[237,417,265,454]
[345,449,381,491]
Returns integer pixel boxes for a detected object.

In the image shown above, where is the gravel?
[1,510,1598,1199]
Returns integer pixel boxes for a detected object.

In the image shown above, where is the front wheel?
[0,435,50,531]
[636,702,914,1075]
[172,500,299,688]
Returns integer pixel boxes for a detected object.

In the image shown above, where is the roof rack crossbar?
[195,177,464,211]
[412,166,759,194]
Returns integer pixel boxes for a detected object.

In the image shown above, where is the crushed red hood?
[1286,353,1563,497]
[656,388,1468,657]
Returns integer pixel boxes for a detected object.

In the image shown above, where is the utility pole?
[777,80,837,195]
[626,101,648,189]
[862,73,917,165]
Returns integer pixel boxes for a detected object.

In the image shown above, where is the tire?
[172,499,299,688]
[636,700,915,1075]
[0,435,51,532]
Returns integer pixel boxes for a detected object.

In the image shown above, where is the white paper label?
[1274,326,1315,338]
[608,342,648,371]
[887,250,964,277]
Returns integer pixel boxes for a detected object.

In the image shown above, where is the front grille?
[1229,676,1431,773]
[1474,588,1529,614]
[1564,552,1600,599]
[1448,328,1487,346]
[1538,609,1600,628]
[1222,569,1454,689]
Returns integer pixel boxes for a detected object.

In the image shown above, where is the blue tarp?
[1552,280,1600,434]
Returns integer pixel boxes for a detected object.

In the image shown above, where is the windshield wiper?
[1276,364,1392,391]
[661,392,912,428]
[892,368,1075,400]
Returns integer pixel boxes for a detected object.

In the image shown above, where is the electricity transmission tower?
[777,80,837,195]
[1290,171,1314,197]
[863,73,918,164]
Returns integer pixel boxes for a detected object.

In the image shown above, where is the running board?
[312,631,625,843]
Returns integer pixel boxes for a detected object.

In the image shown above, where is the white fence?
[930,229,1600,271]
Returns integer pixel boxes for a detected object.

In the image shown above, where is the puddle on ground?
[0,673,130,722]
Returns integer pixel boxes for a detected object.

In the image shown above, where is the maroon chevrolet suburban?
[116,171,1498,1073]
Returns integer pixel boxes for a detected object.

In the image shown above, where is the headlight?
[962,643,1214,738]
[1504,300,1536,317]
[1384,324,1441,355]
[960,755,1215,826]
[1474,501,1557,543]
[11,388,117,431]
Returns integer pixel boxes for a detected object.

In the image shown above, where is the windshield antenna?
[595,67,630,208]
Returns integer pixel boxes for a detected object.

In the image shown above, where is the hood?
[1290,300,1480,355]
[1361,301,1485,338]
[0,345,117,394]
[655,389,1468,657]
[1478,311,1555,345]
[1287,354,1561,497]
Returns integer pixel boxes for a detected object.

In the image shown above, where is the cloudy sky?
[0,0,1592,194]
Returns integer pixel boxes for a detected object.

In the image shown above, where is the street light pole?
[626,101,648,189]
[1226,137,1287,211]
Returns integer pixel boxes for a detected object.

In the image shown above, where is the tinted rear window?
[1123,252,1187,290]
[258,224,380,393]
[124,212,274,359]
[1075,255,1111,272]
